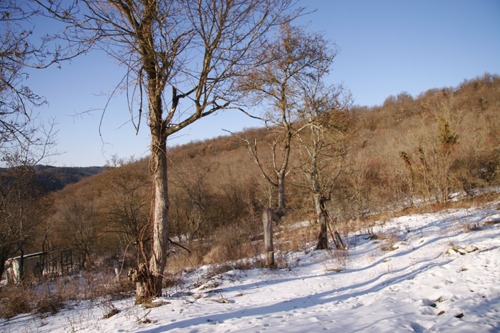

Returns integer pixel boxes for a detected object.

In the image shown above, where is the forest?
[1,73,498,318]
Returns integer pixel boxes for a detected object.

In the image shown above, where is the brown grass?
[0,285,34,319]
[0,272,134,319]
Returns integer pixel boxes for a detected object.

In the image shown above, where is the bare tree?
[0,160,49,281]
[0,1,62,281]
[100,157,150,268]
[0,1,61,163]
[59,201,98,270]
[237,23,336,266]
[1,2,41,153]
[169,159,214,242]
[297,78,351,250]
[36,0,300,303]
[238,22,334,214]
[399,97,460,203]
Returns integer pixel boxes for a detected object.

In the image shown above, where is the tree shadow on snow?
[138,254,452,333]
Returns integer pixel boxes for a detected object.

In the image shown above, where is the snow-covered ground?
[1,201,499,333]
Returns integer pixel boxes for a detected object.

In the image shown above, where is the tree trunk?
[0,256,6,282]
[316,211,329,250]
[333,230,346,250]
[134,63,169,302]
[262,208,275,268]
[277,170,286,214]
[133,134,169,303]
[150,136,169,296]
[315,194,329,250]
[18,240,25,281]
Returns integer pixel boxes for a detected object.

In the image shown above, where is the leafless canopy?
[34,0,302,302]
[0,1,66,165]
[235,22,335,211]
[35,0,302,136]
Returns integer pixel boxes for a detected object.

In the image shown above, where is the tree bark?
[134,48,170,300]
[132,127,169,302]
[262,208,275,268]
[315,194,329,250]
[277,170,286,214]
[148,133,169,297]
[316,212,328,250]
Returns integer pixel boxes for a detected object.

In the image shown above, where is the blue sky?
[27,0,500,167]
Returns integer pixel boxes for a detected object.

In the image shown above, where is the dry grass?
[276,222,317,253]
[0,272,134,319]
[0,282,66,319]
[378,231,400,251]
[202,235,260,265]
[0,284,34,319]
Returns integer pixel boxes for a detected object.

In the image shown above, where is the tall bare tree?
[297,78,351,250]
[238,22,333,214]
[0,1,62,281]
[37,0,300,303]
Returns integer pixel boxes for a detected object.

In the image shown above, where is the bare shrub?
[203,264,235,280]
[0,270,133,319]
[0,284,32,318]
[82,271,134,301]
[327,248,349,271]
[273,251,291,269]
[100,299,120,319]
[197,212,265,266]
[202,225,258,265]
[0,278,66,319]
[34,293,64,318]
[167,248,204,275]
[365,228,400,252]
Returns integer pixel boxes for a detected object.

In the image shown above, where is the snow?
[2,201,499,333]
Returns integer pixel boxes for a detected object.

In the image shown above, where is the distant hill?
[32,165,105,192]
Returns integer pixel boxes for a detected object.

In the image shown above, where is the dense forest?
[1,74,497,288]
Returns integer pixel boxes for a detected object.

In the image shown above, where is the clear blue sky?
[28,0,500,167]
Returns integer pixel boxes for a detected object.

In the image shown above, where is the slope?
[1,200,498,333]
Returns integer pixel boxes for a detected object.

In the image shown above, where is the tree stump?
[128,263,158,304]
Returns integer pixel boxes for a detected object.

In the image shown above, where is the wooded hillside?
[1,74,498,283]
[40,73,499,271]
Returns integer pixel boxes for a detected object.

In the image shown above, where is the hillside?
[0,165,105,193]
[33,165,105,192]
[0,74,499,331]
[39,73,499,270]
[2,201,498,332]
